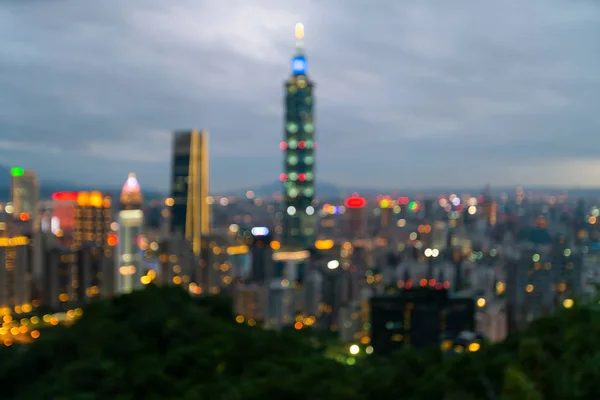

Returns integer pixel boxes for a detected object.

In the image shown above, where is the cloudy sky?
[1,0,600,192]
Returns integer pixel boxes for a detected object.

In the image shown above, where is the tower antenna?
[295,22,305,52]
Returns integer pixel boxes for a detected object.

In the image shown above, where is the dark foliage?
[1,285,599,399]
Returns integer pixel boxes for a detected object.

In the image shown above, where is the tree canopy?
[1,285,599,399]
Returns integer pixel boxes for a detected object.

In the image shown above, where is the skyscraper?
[281,23,316,249]
[116,173,144,294]
[74,191,112,249]
[10,167,39,223]
[170,129,210,256]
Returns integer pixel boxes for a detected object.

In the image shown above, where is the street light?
[327,260,339,270]
[349,344,360,355]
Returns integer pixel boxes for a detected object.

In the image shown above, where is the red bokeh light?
[345,196,367,208]
[279,173,287,182]
[19,213,29,222]
[52,192,79,202]
[280,142,288,150]
[298,173,306,182]
[298,141,306,149]
[398,197,409,205]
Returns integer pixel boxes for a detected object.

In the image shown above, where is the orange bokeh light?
[107,233,118,246]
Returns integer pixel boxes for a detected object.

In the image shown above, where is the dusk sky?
[1,0,600,192]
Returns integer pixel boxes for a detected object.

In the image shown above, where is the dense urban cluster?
[0,22,598,398]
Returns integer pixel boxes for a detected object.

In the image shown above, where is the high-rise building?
[170,129,210,256]
[51,192,79,238]
[0,235,31,312]
[73,191,112,249]
[116,173,144,294]
[10,167,39,224]
[280,23,316,249]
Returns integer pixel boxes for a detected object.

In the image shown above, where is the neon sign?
[345,196,367,209]
[251,227,269,237]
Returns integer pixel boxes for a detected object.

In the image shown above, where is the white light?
[349,344,360,355]
[229,224,239,233]
[424,248,432,257]
[251,227,269,236]
[120,210,143,220]
[306,206,315,215]
[327,260,339,270]
[50,216,60,235]
[432,249,439,257]
[287,206,296,215]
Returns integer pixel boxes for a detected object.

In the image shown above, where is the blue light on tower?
[292,56,307,75]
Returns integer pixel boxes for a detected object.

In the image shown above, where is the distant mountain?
[1,161,600,202]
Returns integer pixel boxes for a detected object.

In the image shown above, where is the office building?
[281,23,316,249]
[116,173,145,294]
[10,167,39,224]
[170,129,210,257]
[249,226,273,283]
[345,195,367,238]
[73,191,112,249]
[0,235,31,312]
[370,288,475,354]
[51,192,79,238]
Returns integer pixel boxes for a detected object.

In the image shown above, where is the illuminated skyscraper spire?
[281,23,316,249]
[295,22,305,52]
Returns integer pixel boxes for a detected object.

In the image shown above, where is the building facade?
[170,130,210,257]
[281,23,316,249]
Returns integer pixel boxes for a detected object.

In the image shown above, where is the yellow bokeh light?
[563,298,574,309]
[295,22,304,40]
[468,342,481,352]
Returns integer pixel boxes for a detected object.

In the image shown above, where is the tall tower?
[281,23,316,249]
[116,173,145,294]
[170,129,210,256]
[10,167,39,224]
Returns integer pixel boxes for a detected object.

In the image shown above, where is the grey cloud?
[0,0,599,191]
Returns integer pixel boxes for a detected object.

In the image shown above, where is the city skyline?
[2,0,600,192]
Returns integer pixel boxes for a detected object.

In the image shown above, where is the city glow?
[272,250,310,261]
[0,236,29,247]
[227,245,249,256]
[315,239,334,250]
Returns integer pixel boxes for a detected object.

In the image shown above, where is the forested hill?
[1,285,599,399]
